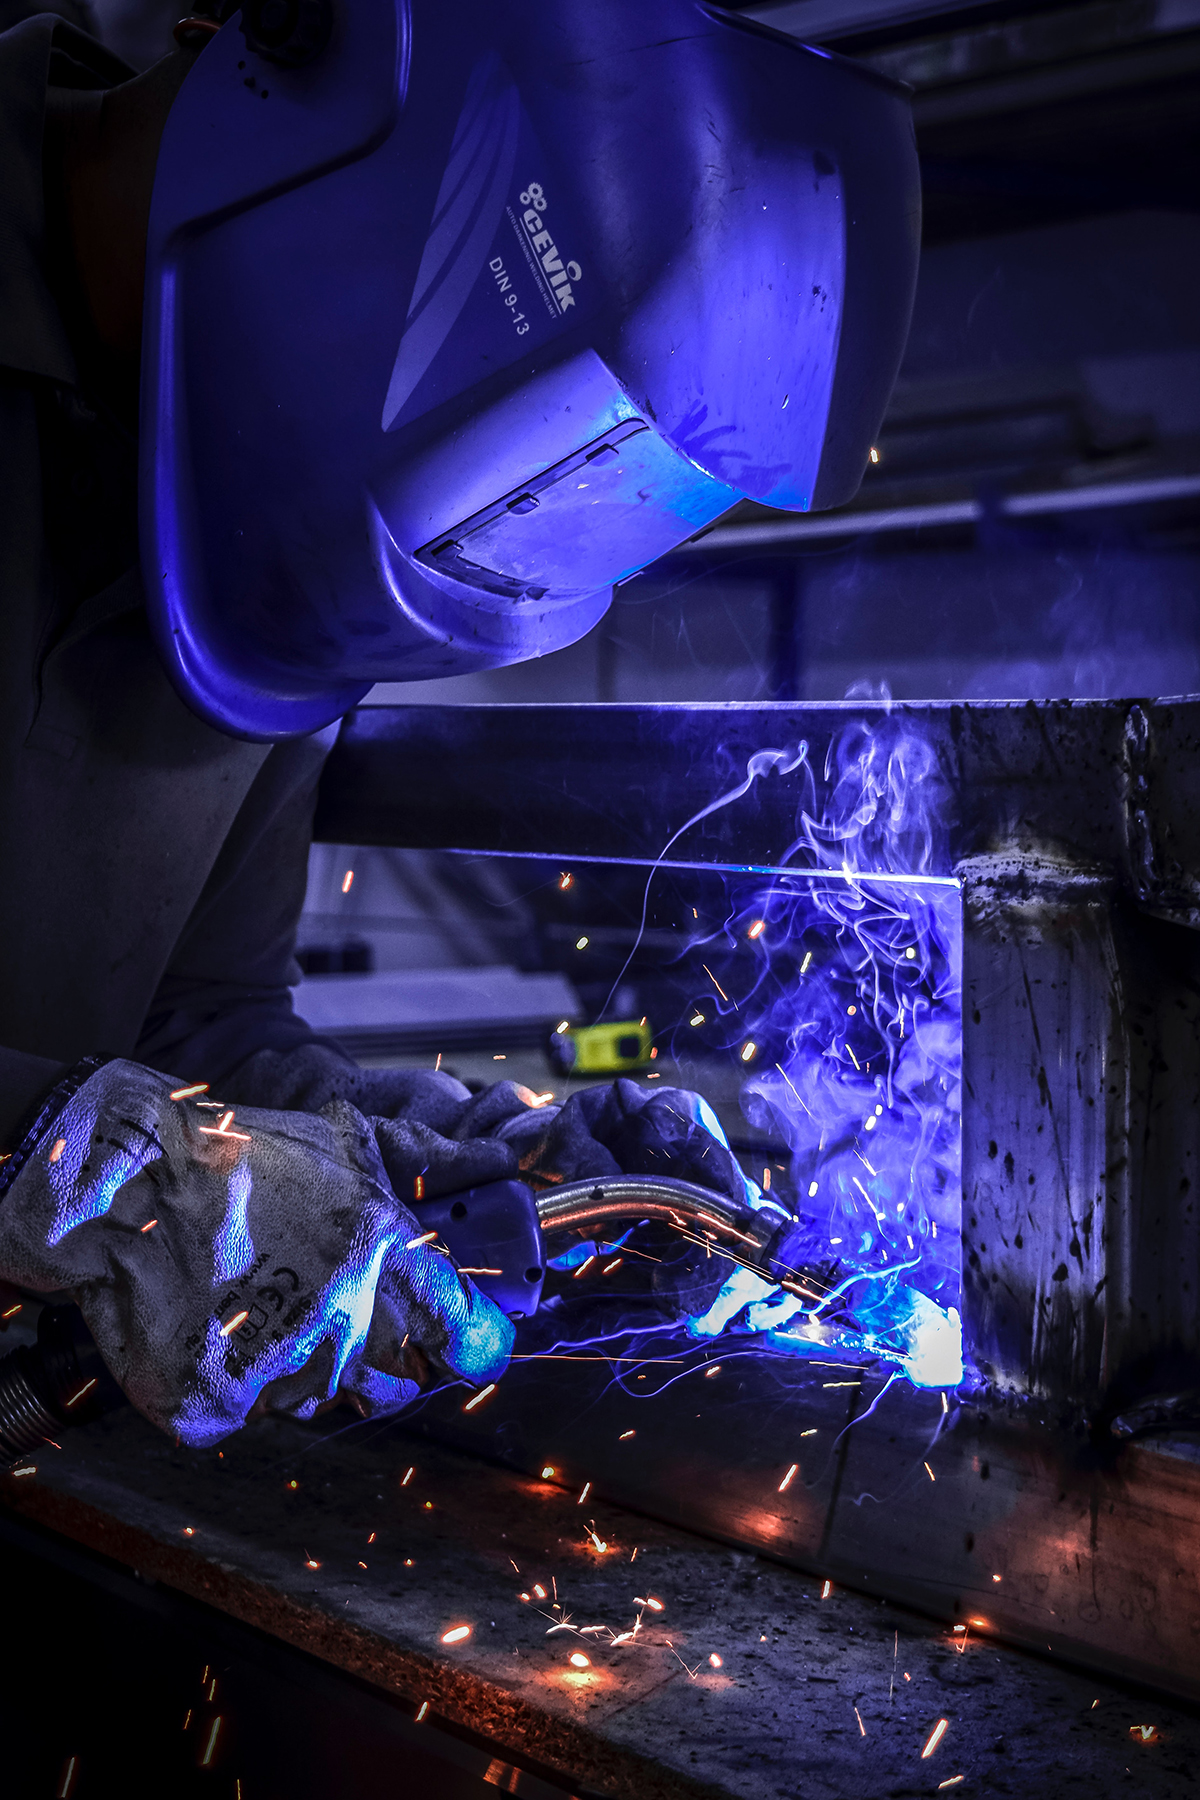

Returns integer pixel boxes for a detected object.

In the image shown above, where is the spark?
[846,1045,861,1070]
[578,1482,591,1503]
[762,1168,771,1191]
[993,1574,1002,1582]
[800,950,813,973]
[200,1717,222,1767]
[937,1781,964,1791]
[434,1052,442,1071]
[341,869,355,892]
[458,1268,502,1277]
[305,1558,320,1570]
[540,1468,555,1481]
[199,1109,251,1142]
[576,936,589,950]
[559,872,574,890]
[701,964,730,1003]
[493,1054,506,1061]
[1130,1725,1159,1743]
[809,1181,819,1196]
[533,1584,547,1599]
[924,1462,936,1481]
[49,1138,66,1163]
[778,1464,798,1493]
[773,1061,814,1118]
[413,1175,426,1201]
[905,945,916,958]
[405,1229,437,1249]
[569,1651,590,1668]
[706,1365,721,1378]
[11,1466,35,1477]
[922,1719,949,1758]
[800,1428,818,1437]
[602,1257,624,1275]
[58,1755,78,1797]
[748,919,766,939]
[619,1430,635,1439]
[219,1310,249,1337]
[821,1580,833,1600]
[641,1596,664,1612]
[740,1041,757,1062]
[555,1019,570,1034]
[441,1625,471,1645]
[169,1083,209,1101]
[709,1654,722,1668]
[822,1381,860,1388]
[415,1702,429,1722]
[140,1218,158,1233]
[463,1383,497,1412]
[573,1255,597,1279]
[182,1527,195,1537]
[402,1467,414,1486]
[64,1378,97,1409]
[359,1561,368,1569]
[855,1706,866,1736]
[1,1303,21,1319]
[690,1012,705,1026]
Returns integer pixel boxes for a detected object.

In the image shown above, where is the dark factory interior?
[1,0,1199,1795]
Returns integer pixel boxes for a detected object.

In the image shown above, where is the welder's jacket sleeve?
[0,12,362,1142]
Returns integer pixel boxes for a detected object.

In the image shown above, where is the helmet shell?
[141,0,919,738]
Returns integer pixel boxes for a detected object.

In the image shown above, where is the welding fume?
[0,0,919,1462]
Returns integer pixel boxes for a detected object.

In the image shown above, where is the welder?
[0,1,918,1446]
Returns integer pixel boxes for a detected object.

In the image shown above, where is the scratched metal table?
[3,1361,1200,1800]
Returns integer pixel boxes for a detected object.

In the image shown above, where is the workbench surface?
[4,1393,1200,1799]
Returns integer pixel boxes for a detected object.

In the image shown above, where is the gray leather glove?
[0,1058,513,1447]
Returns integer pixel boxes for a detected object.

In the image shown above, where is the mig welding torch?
[0,1174,819,1468]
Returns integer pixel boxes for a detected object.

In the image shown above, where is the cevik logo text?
[520,183,581,312]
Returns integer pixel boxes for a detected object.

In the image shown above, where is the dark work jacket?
[0,14,353,1137]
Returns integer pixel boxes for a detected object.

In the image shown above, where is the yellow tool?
[548,1018,654,1076]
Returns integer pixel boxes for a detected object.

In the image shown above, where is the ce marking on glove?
[209,1267,302,1348]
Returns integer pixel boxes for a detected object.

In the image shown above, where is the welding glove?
[480,1076,757,1205]
[0,1058,513,1447]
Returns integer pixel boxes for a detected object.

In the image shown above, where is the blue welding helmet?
[141,0,919,739]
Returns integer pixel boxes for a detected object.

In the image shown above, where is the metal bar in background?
[683,472,1200,549]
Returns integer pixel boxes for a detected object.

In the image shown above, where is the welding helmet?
[141,0,919,739]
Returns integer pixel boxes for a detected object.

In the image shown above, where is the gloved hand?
[0,1058,513,1447]
[477,1076,756,1206]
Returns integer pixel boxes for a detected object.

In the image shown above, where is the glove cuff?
[0,1055,117,1202]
